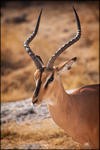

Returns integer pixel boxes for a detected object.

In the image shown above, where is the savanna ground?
[1,1,99,149]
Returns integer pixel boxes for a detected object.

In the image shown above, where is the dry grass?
[1,1,99,102]
[1,2,99,149]
[1,118,80,149]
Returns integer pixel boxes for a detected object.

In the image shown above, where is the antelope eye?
[48,74,54,82]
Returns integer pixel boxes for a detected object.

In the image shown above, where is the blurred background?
[1,0,99,102]
[1,1,99,149]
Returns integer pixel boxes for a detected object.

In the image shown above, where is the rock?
[15,143,45,149]
[6,143,46,149]
[1,98,50,124]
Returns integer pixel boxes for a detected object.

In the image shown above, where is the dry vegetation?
[1,1,99,102]
[1,118,80,149]
[1,1,99,149]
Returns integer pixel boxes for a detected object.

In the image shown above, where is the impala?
[24,8,99,149]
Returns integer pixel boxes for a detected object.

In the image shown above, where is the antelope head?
[24,8,81,105]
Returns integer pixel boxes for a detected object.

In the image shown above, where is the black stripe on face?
[45,73,54,89]
[33,68,44,98]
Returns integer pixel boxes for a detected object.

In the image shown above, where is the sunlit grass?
[1,119,80,149]
[1,1,99,150]
[1,2,99,102]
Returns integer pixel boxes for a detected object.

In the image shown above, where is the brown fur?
[32,65,99,149]
[48,82,99,149]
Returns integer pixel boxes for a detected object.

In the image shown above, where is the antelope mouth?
[32,99,38,105]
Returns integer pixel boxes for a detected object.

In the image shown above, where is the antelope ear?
[56,57,77,74]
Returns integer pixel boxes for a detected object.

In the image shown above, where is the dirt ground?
[1,1,99,149]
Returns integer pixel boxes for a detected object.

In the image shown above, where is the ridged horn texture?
[46,7,81,69]
[24,9,43,69]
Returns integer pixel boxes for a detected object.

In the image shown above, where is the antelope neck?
[47,79,70,108]
[47,81,76,137]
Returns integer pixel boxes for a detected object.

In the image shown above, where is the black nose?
[32,99,38,105]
